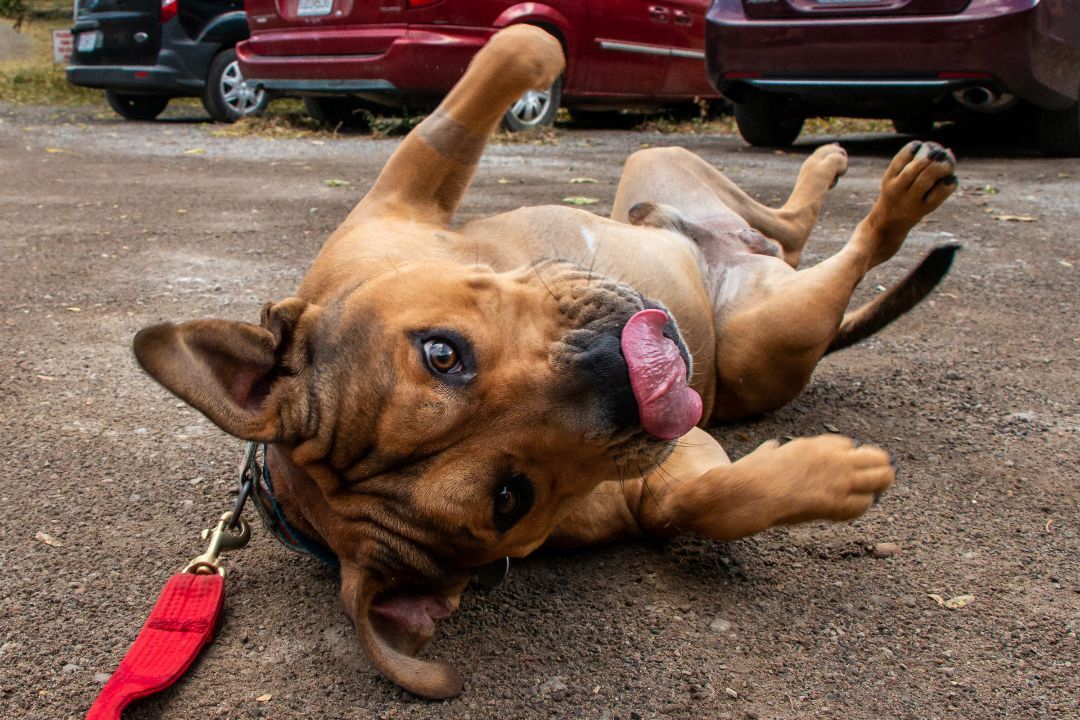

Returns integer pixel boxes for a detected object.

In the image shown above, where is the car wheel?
[105,90,170,121]
[733,96,804,147]
[893,117,934,136]
[202,48,268,123]
[302,97,373,130]
[1036,102,1080,157]
[503,76,561,132]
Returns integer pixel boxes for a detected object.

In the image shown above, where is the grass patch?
[0,20,102,105]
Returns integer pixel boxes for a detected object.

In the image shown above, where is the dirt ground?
[1,101,1076,720]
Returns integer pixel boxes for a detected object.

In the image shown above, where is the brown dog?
[133,26,959,699]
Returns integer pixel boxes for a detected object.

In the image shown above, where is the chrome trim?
[598,40,705,60]
[747,79,955,88]
[252,78,397,92]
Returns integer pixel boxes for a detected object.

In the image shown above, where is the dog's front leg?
[545,428,894,549]
[348,25,564,226]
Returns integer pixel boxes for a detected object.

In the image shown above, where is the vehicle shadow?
[785,118,1045,159]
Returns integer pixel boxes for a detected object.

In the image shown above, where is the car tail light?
[160,0,178,23]
[407,0,440,7]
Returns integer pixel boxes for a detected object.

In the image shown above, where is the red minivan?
[237,0,719,129]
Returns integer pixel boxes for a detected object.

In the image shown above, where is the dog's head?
[134,258,701,698]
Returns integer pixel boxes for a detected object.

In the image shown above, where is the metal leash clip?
[184,511,251,576]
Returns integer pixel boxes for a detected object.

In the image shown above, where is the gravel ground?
[1,101,1077,720]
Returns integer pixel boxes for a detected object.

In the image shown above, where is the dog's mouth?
[622,308,702,440]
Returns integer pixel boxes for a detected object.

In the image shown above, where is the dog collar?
[244,443,341,568]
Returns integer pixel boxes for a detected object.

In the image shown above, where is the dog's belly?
[460,205,718,405]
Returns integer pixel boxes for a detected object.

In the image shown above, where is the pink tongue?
[621,309,703,440]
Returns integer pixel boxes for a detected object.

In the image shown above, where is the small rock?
[872,542,900,558]
[539,676,569,698]
[93,672,111,684]
[725,687,739,699]
[62,663,81,674]
[709,618,732,633]
[869,594,896,609]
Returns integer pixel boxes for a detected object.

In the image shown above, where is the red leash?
[86,513,250,720]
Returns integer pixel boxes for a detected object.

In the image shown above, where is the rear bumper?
[66,64,200,93]
[705,0,1079,111]
[237,27,490,97]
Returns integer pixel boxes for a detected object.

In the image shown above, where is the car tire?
[303,97,374,130]
[202,48,268,123]
[733,96,804,147]
[1035,102,1080,157]
[502,76,561,132]
[893,117,934,136]
[105,90,170,121]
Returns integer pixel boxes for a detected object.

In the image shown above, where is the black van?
[66,0,267,122]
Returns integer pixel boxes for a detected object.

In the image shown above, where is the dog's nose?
[575,332,640,430]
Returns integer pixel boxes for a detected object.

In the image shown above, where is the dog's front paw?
[747,434,895,526]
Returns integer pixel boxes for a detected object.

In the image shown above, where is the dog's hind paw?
[861,141,958,267]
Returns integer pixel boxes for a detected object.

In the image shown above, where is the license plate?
[77,30,101,52]
[297,0,333,17]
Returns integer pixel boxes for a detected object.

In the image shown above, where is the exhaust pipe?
[953,86,1016,113]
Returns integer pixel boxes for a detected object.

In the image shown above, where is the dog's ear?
[133,297,320,442]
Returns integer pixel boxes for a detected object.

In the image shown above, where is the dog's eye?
[495,486,519,515]
[493,473,533,532]
[423,339,461,374]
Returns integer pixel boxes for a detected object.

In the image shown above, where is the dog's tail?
[826,243,960,355]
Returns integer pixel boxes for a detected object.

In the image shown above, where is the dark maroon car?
[237,0,719,130]
[706,0,1080,155]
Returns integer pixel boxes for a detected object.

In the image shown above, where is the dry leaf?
[46,147,66,154]
[66,307,81,312]
[562,196,598,206]
[183,148,207,156]
[928,592,974,609]
[823,423,840,433]
[324,179,351,187]
[496,178,511,185]
[994,214,1035,222]
[944,594,974,609]
[35,531,62,547]
[569,177,597,184]
[256,693,272,702]
[1059,260,1074,268]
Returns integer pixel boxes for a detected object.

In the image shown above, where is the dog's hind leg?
[611,144,848,267]
[345,25,564,227]
[543,427,894,548]
[710,141,958,420]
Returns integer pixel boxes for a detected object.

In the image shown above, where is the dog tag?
[475,556,510,589]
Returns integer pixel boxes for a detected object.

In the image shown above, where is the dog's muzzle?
[570,300,700,441]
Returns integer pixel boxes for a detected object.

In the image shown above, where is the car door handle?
[673,9,693,26]
[648,5,669,22]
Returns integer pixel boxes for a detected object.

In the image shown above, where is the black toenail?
[889,454,899,476]
[944,174,958,185]
[873,491,882,506]
[929,149,947,161]
[910,142,923,154]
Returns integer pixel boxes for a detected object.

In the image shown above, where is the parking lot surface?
[1,102,1077,719]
